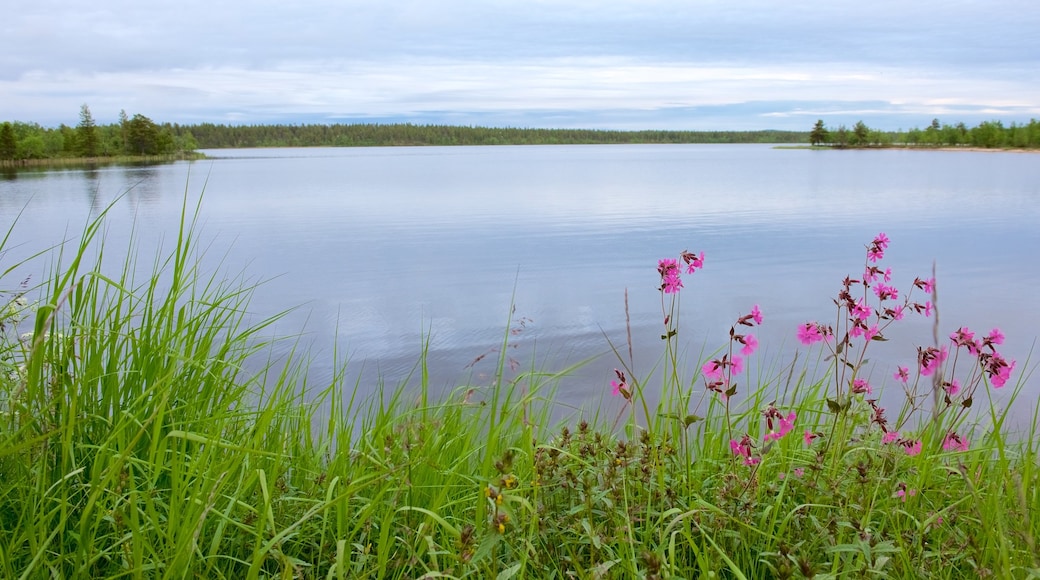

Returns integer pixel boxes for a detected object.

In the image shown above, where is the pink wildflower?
[740,333,758,356]
[924,301,933,317]
[751,304,763,325]
[863,325,879,341]
[896,487,917,502]
[919,345,948,377]
[943,379,960,397]
[681,250,705,274]
[658,258,683,294]
[903,439,923,456]
[803,430,816,446]
[730,435,758,466]
[793,468,805,477]
[610,369,629,399]
[894,366,910,384]
[915,277,935,293]
[730,355,744,375]
[851,378,872,395]
[882,431,899,444]
[986,328,1005,346]
[873,283,898,301]
[979,351,1015,388]
[943,432,970,452]
[797,322,826,346]
[851,300,871,321]
[702,360,724,381]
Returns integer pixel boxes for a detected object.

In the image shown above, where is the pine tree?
[809,120,829,146]
[77,104,99,157]
[0,122,17,160]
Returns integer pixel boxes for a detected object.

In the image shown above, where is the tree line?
[172,123,809,148]
[809,118,1040,149]
[6,106,1039,162]
[0,105,198,161]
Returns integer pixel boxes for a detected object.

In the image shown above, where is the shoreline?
[777,144,1040,153]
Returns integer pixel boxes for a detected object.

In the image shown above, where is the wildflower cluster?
[701,304,763,399]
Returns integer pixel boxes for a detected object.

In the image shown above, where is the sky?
[3,0,1039,131]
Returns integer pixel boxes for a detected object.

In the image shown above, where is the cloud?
[2,0,1039,128]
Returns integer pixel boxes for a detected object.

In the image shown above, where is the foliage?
[2,188,1039,578]
[811,118,1040,149]
[77,104,99,157]
[0,107,193,163]
[175,123,810,149]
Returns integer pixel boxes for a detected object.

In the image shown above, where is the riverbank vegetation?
[177,124,809,148]
[809,118,1040,149]
[0,106,200,165]
[2,190,1037,578]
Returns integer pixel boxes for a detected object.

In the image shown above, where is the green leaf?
[826,398,841,414]
[496,563,522,580]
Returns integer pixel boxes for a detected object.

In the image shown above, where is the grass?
[1,191,1039,579]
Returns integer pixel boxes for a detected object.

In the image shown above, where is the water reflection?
[2,145,1038,425]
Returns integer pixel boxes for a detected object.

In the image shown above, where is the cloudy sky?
[3,0,1039,130]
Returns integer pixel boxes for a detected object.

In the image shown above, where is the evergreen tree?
[0,122,16,160]
[77,104,99,157]
[127,114,160,155]
[119,109,129,154]
[809,120,829,146]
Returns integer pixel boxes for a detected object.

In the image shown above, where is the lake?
[2,144,1038,424]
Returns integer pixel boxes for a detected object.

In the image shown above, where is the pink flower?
[730,355,744,375]
[702,359,724,381]
[986,328,1005,346]
[729,439,743,456]
[882,431,899,444]
[851,378,872,395]
[884,268,892,282]
[919,345,948,377]
[610,369,629,398]
[779,412,796,437]
[943,432,970,452]
[896,487,917,502]
[894,366,910,384]
[658,258,683,294]
[681,250,705,274]
[851,300,872,321]
[740,333,758,356]
[915,277,935,293]
[730,435,758,465]
[793,468,804,477]
[874,232,890,249]
[950,327,977,355]
[924,301,933,317]
[797,322,826,345]
[903,439,923,456]
[751,304,763,325]
[863,325,879,341]
[803,430,816,446]
[944,379,960,396]
[873,283,898,301]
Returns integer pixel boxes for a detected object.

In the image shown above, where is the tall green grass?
[1,192,1038,578]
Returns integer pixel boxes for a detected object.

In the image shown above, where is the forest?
[809,118,1040,148]
[4,105,1040,163]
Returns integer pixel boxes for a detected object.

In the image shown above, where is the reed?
[1,191,1036,578]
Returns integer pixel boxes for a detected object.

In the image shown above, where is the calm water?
[2,145,1038,421]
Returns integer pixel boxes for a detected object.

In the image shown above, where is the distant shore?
[0,152,206,170]
[776,145,1040,153]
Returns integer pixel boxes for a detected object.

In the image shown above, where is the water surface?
[2,145,1037,422]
